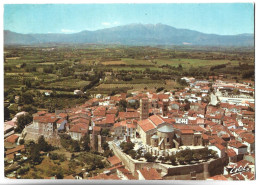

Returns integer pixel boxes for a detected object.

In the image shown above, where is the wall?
[111,142,228,180]
[181,134,194,146]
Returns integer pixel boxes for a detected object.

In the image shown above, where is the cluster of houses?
[4,77,255,180]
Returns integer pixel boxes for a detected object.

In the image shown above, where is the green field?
[4,45,255,113]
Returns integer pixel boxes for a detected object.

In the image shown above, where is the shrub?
[144,152,155,162]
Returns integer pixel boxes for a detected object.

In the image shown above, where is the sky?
[4,3,254,35]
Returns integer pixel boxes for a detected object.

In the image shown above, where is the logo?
[230,163,250,176]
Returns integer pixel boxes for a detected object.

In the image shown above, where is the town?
[4,75,255,180]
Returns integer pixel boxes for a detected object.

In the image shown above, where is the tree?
[38,135,52,152]
[81,134,90,151]
[129,150,137,159]
[29,144,41,164]
[119,100,127,112]
[144,152,155,162]
[4,106,10,120]
[15,114,33,133]
[193,153,202,161]
[156,87,164,93]
[102,142,109,151]
[19,92,34,105]
[120,141,134,154]
[72,140,80,152]
[169,155,177,165]
[101,128,110,137]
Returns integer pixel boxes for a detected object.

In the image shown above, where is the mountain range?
[4,23,254,46]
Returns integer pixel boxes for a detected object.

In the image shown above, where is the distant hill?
[4,23,254,46]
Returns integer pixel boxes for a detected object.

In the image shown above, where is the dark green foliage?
[210,64,227,71]
[60,134,80,152]
[21,105,38,114]
[120,141,135,154]
[29,144,41,164]
[72,140,80,152]
[242,70,254,79]
[102,142,109,151]
[118,100,127,112]
[19,92,34,105]
[127,101,140,109]
[4,106,10,120]
[77,152,106,172]
[144,152,156,162]
[15,114,33,133]
[37,135,53,152]
[101,128,110,137]
[19,139,24,145]
[156,87,164,93]
[81,134,90,151]
[177,78,188,86]
[49,153,66,162]
[17,165,30,175]
[175,148,217,165]
[103,149,113,158]
[129,150,137,159]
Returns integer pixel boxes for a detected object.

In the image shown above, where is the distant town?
[4,74,255,180]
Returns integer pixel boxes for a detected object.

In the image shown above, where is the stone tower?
[162,99,169,117]
[140,98,149,120]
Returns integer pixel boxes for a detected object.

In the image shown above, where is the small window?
[167,138,169,142]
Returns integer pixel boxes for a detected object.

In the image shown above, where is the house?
[5,134,19,144]
[69,123,89,141]
[226,148,237,163]
[24,113,59,141]
[137,167,162,180]
[228,140,247,159]
[107,155,122,167]
[208,143,226,158]
[74,90,83,95]
[5,145,25,158]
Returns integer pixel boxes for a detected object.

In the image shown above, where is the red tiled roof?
[180,129,194,134]
[33,115,58,123]
[5,134,19,143]
[106,114,115,124]
[93,126,101,133]
[58,113,67,118]
[226,149,236,157]
[69,123,88,134]
[229,141,247,149]
[215,143,225,150]
[118,112,140,120]
[139,167,162,180]
[5,145,25,155]
[202,134,209,140]
[114,121,127,128]
[93,110,106,117]
[107,155,122,166]
[138,119,156,132]
[149,115,164,126]
[71,118,90,124]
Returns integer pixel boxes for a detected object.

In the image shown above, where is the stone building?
[90,126,106,152]
[23,113,59,142]
[140,98,149,120]
[162,99,169,117]
[137,115,203,152]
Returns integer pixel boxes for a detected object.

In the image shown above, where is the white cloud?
[102,22,111,26]
[61,29,76,33]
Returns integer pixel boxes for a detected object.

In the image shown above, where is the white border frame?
[0,0,258,185]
